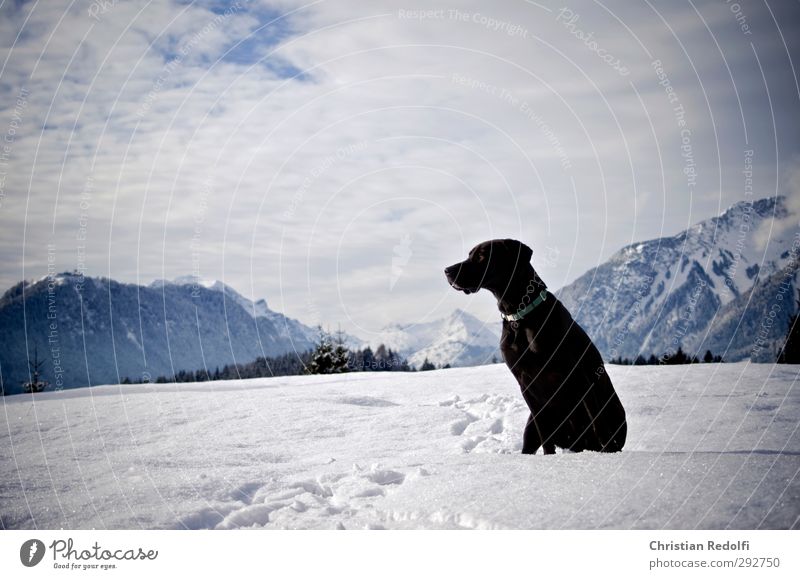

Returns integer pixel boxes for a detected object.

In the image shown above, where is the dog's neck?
[489,267,548,317]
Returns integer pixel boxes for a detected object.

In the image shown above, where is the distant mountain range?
[1,196,796,393]
[0,275,324,394]
[558,196,799,362]
[0,271,496,394]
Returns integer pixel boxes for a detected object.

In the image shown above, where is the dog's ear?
[502,238,533,264]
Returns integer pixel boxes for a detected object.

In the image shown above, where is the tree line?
[121,328,448,385]
[609,347,724,366]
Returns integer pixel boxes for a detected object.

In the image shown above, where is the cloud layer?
[1,0,798,336]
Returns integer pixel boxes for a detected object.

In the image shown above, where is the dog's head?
[444,239,534,294]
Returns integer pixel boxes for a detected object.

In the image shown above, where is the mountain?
[557,196,799,362]
[0,274,322,394]
[3,196,795,394]
[149,276,331,347]
[373,309,500,368]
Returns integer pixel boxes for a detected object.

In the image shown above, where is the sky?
[0,0,799,338]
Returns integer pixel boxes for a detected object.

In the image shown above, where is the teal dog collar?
[502,289,548,322]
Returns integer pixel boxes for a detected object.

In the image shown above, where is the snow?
[373,309,500,368]
[1,363,798,529]
[558,197,800,362]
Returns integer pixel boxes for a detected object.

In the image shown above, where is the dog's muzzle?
[444,263,478,294]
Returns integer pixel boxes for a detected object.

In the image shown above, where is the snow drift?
[1,362,798,529]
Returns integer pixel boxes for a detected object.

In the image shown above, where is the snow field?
[1,362,798,529]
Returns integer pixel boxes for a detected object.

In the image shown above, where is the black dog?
[445,239,626,455]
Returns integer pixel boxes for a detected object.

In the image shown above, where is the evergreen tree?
[333,329,350,372]
[22,345,48,393]
[420,358,436,371]
[374,344,389,371]
[307,327,350,375]
[360,346,375,371]
[662,347,688,365]
[778,288,800,363]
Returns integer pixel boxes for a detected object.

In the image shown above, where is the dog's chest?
[500,324,545,363]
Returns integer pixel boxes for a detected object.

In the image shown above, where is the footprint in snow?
[442,393,525,454]
[202,464,417,529]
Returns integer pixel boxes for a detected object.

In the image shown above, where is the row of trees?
[307,329,450,373]
[609,348,724,366]
[130,328,448,384]
[124,350,315,384]
[310,330,416,373]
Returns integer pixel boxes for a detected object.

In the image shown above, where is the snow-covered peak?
[371,309,500,368]
[144,275,363,348]
[150,276,270,317]
[558,195,798,362]
[253,298,271,318]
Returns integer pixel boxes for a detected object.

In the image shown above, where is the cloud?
[753,156,800,250]
[0,0,799,334]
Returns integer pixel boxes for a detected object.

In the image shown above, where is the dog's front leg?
[522,412,554,454]
[522,412,540,454]
[523,412,557,455]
